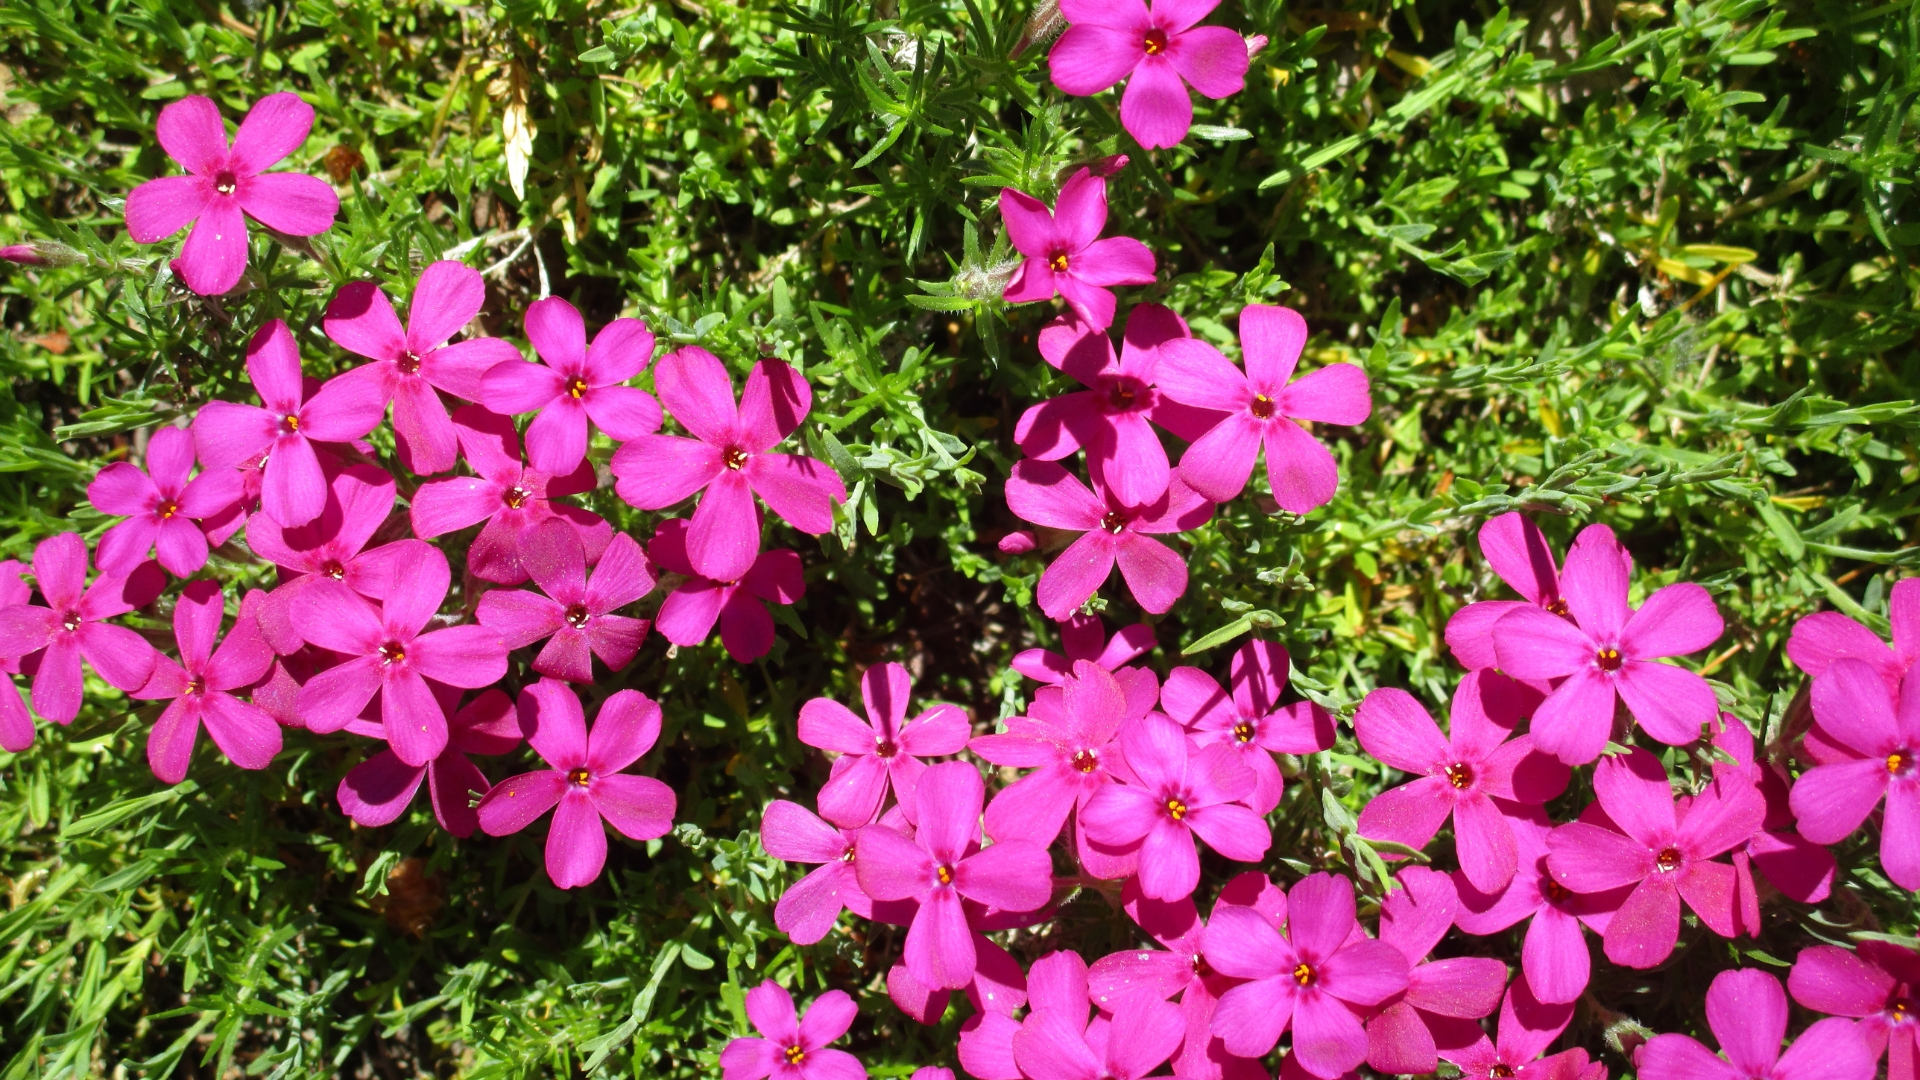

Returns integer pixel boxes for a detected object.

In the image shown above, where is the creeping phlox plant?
[0,5,1916,1079]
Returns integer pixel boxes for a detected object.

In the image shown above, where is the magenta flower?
[0,533,162,724]
[799,662,970,828]
[476,522,654,683]
[1789,658,1920,891]
[1491,523,1726,764]
[1788,578,1920,689]
[1014,305,1227,508]
[1364,868,1508,1076]
[476,679,677,889]
[720,980,866,1080]
[1012,612,1155,685]
[1440,975,1590,1080]
[1080,712,1270,900]
[336,686,520,837]
[1708,717,1835,927]
[1161,640,1337,815]
[1445,512,1568,672]
[1152,304,1372,511]
[762,799,875,944]
[409,405,612,586]
[0,561,34,752]
[1788,940,1920,1080]
[1006,459,1212,619]
[1544,747,1764,968]
[1088,872,1286,1080]
[246,465,405,654]
[611,348,843,582]
[1011,965,1185,1080]
[1048,0,1250,150]
[854,761,1054,990]
[291,543,508,764]
[1453,805,1626,1005]
[1204,872,1411,1077]
[999,169,1156,331]
[321,260,525,475]
[648,518,804,663]
[123,93,339,296]
[1354,673,1569,893]
[478,297,663,476]
[129,581,277,783]
[193,319,388,528]
[1642,968,1876,1080]
[959,950,1099,1080]
[89,426,243,577]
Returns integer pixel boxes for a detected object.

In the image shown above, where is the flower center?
[841,846,856,863]
[1546,597,1571,617]
[568,767,592,787]
[378,641,407,666]
[1292,962,1315,987]
[323,559,346,580]
[565,603,592,629]
[1444,762,1474,789]
[1249,394,1276,419]
[566,375,589,399]
[279,413,300,434]
[60,610,82,633]
[1491,1066,1515,1079]
[1542,877,1573,904]
[784,1046,807,1066]
[1142,28,1168,54]
[1071,748,1099,773]
[185,675,206,696]
[155,499,180,520]
[936,864,954,885]
[1165,797,1188,821]
[1889,997,1912,1024]
[1890,750,1912,776]
[213,170,238,196]
[1595,647,1623,671]
[874,738,899,759]
[1101,511,1127,534]
[1192,953,1214,978]
[397,351,422,375]
[503,486,531,509]
[1048,250,1070,273]
[1233,721,1256,744]
[1654,846,1683,873]
[724,446,750,471]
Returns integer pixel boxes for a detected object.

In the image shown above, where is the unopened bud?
[998,530,1037,554]
[0,241,83,268]
[1012,0,1065,57]
[1245,33,1269,59]
[1088,154,1130,178]
[0,244,41,265]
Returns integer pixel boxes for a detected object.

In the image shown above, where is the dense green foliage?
[1,0,1917,1075]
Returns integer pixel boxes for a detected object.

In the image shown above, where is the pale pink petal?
[125,174,208,243]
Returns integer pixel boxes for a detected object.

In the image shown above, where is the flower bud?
[0,240,84,268]
[997,530,1037,554]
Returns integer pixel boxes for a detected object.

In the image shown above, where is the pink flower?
[1088,871,1286,1080]
[337,687,521,837]
[1005,459,1212,619]
[291,542,508,764]
[246,465,407,654]
[1707,717,1835,929]
[648,518,805,663]
[129,581,277,783]
[1441,975,1593,1080]
[1789,658,1920,891]
[478,297,663,475]
[1490,523,1726,764]
[476,521,654,683]
[1161,640,1336,815]
[1152,304,1372,511]
[123,93,339,295]
[854,761,1054,990]
[0,533,162,724]
[1012,612,1156,685]
[0,561,34,752]
[999,169,1157,331]
[1080,712,1270,900]
[610,348,844,582]
[799,662,971,828]
[476,679,677,889]
[720,980,866,1080]
[1544,746,1764,968]
[1788,940,1920,1080]
[193,319,387,528]
[1204,872,1411,1077]
[322,261,525,475]
[1445,513,1568,672]
[1788,578,1920,690]
[1453,806,1626,1005]
[1014,305,1228,508]
[1048,0,1250,149]
[1353,673,1569,893]
[1642,968,1876,1080]
[1364,868,1508,1076]
[762,799,874,944]
[959,949,1083,1080]
[1011,950,1186,1080]
[89,426,243,577]
[409,405,612,585]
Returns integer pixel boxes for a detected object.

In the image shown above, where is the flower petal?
[544,789,608,888]
[1601,879,1680,968]
[324,281,405,362]
[155,94,228,174]
[237,172,338,236]
[1119,56,1194,149]
[1261,417,1341,514]
[173,198,249,296]
[1620,582,1723,660]
[125,174,208,243]
[1166,24,1248,98]
[1049,23,1143,96]
[590,772,675,841]
[1559,524,1633,641]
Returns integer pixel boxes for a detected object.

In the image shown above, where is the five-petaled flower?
[477,520,655,684]
[1789,658,1920,891]
[1005,458,1213,619]
[1048,0,1251,149]
[1641,968,1876,1080]
[799,662,971,828]
[0,532,162,724]
[1788,939,1920,1080]
[1161,639,1336,815]
[337,686,522,838]
[1010,611,1156,686]
[1445,512,1571,674]
[648,518,805,663]
[130,580,278,783]
[1364,867,1508,1076]
[479,296,663,476]
[761,799,874,945]
[999,168,1157,331]
[720,980,869,1080]
[89,426,244,578]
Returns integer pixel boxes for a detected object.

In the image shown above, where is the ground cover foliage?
[0,0,1917,1076]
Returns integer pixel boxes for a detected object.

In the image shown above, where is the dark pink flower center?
[1249,394,1276,419]
[1165,796,1188,821]
[1546,597,1571,617]
[279,413,301,434]
[1890,750,1912,776]
[1292,962,1315,986]
[784,1046,807,1066]
[1192,953,1213,978]
[724,447,750,471]
[1445,762,1474,789]
[1542,877,1573,904]
[60,610,82,633]
[1103,377,1148,414]
[568,766,592,787]
[936,864,954,885]
[1071,748,1099,773]
[155,499,180,520]
[1491,1066,1515,1079]
[378,641,407,666]
[186,675,207,696]
[1654,846,1683,872]
[1100,511,1128,534]
[566,375,590,399]
[397,351,422,375]
[565,603,591,629]
[874,738,899,759]
[323,559,346,580]
[503,486,531,509]
[1595,647,1623,671]
[1233,720,1256,744]
[1048,250,1071,273]
[1143,28,1168,54]
[213,170,238,196]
